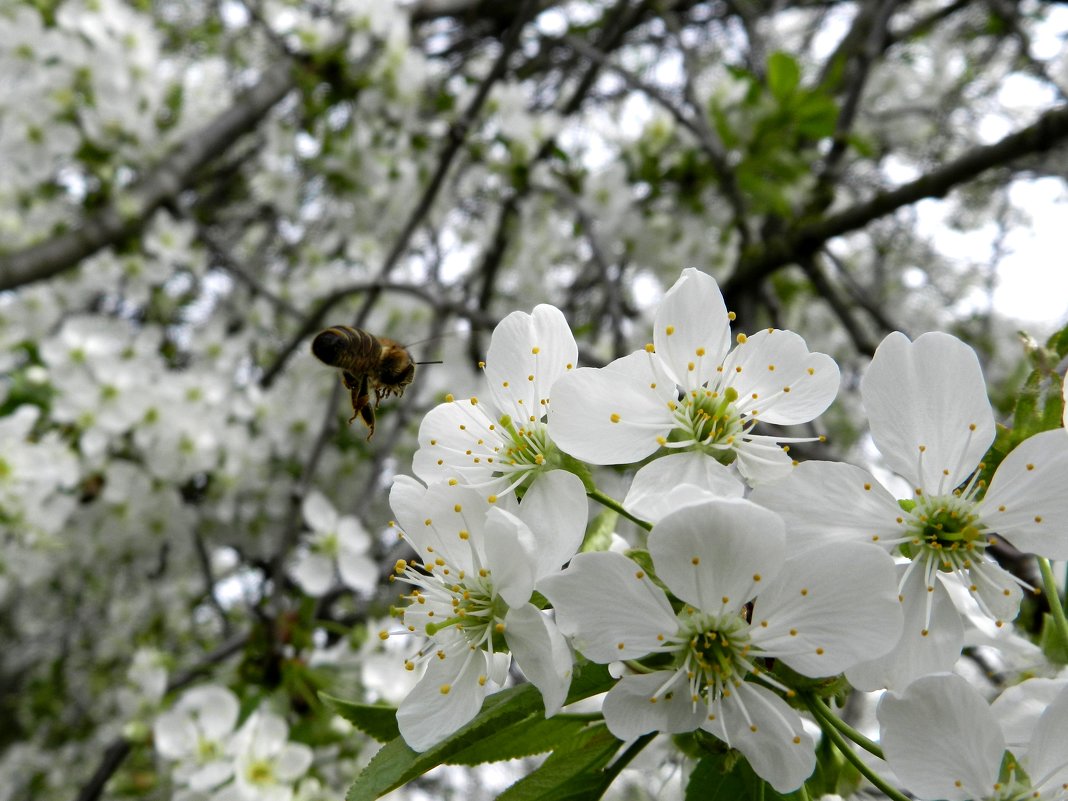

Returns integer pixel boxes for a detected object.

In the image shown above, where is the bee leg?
[359,403,376,439]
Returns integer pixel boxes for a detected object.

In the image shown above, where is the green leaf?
[320,693,400,743]
[346,663,615,800]
[447,715,595,765]
[793,94,839,138]
[496,724,621,801]
[767,52,801,101]
[346,684,544,801]
[685,752,807,801]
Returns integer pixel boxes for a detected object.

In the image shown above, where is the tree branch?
[724,103,1068,299]
[0,62,295,292]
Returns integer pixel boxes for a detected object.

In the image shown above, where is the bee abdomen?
[311,326,380,372]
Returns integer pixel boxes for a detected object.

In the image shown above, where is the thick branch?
[725,103,1068,298]
[0,62,295,292]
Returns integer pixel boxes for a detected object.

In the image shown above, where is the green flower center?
[670,386,745,461]
[674,609,754,703]
[898,494,986,567]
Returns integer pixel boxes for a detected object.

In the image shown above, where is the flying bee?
[311,326,416,439]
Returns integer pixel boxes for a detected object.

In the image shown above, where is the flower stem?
[587,488,653,531]
[804,694,884,759]
[800,695,910,801]
[1038,556,1068,661]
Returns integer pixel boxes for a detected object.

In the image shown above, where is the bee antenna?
[415,360,443,366]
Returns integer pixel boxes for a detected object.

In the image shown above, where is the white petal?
[602,670,705,740]
[845,568,963,691]
[153,709,198,759]
[963,557,1022,624]
[548,364,673,465]
[704,682,815,794]
[390,479,493,571]
[876,673,1003,801]
[749,461,903,554]
[722,329,840,425]
[337,517,371,553]
[244,710,288,759]
[653,268,732,392]
[861,332,994,491]
[1026,682,1068,789]
[649,499,785,614]
[337,550,378,595]
[290,551,334,597]
[301,489,338,533]
[751,543,902,676]
[980,429,1068,559]
[538,551,678,662]
[397,650,492,751]
[180,685,240,740]
[485,305,577,424]
[273,743,313,782]
[517,470,588,578]
[990,677,1068,755]
[505,604,573,716]
[731,436,797,485]
[484,507,538,607]
[624,452,744,524]
[186,760,234,791]
[412,399,504,487]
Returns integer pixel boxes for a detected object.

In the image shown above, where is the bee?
[312,326,416,439]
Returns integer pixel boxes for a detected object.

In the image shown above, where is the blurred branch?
[0,62,296,292]
[725,103,1068,300]
[74,633,249,801]
[259,0,539,389]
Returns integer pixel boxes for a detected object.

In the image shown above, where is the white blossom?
[548,269,840,485]
[751,331,1068,690]
[540,498,902,793]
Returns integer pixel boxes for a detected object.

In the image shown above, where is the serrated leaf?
[320,693,400,743]
[767,52,801,100]
[346,662,615,801]
[447,716,593,765]
[686,754,752,801]
[495,725,621,801]
[346,684,544,801]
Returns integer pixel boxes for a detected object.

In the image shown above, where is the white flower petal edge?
[623,452,744,524]
[515,469,588,577]
[749,460,902,554]
[485,304,578,424]
[980,428,1068,559]
[750,542,902,676]
[877,673,1004,801]
[548,361,673,465]
[396,652,492,752]
[301,489,338,532]
[602,670,706,740]
[652,268,732,392]
[648,498,785,613]
[861,332,995,492]
[704,681,816,794]
[503,603,573,716]
[989,677,1068,756]
[1025,681,1068,791]
[846,567,963,692]
[539,551,678,662]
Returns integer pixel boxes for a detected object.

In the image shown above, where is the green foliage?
[685,752,805,801]
[978,323,1068,490]
[345,663,615,800]
[708,52,840,216]
[496,724,620,801]
[321,694,401,743]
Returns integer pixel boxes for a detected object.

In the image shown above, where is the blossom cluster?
[381,268,1068,796]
